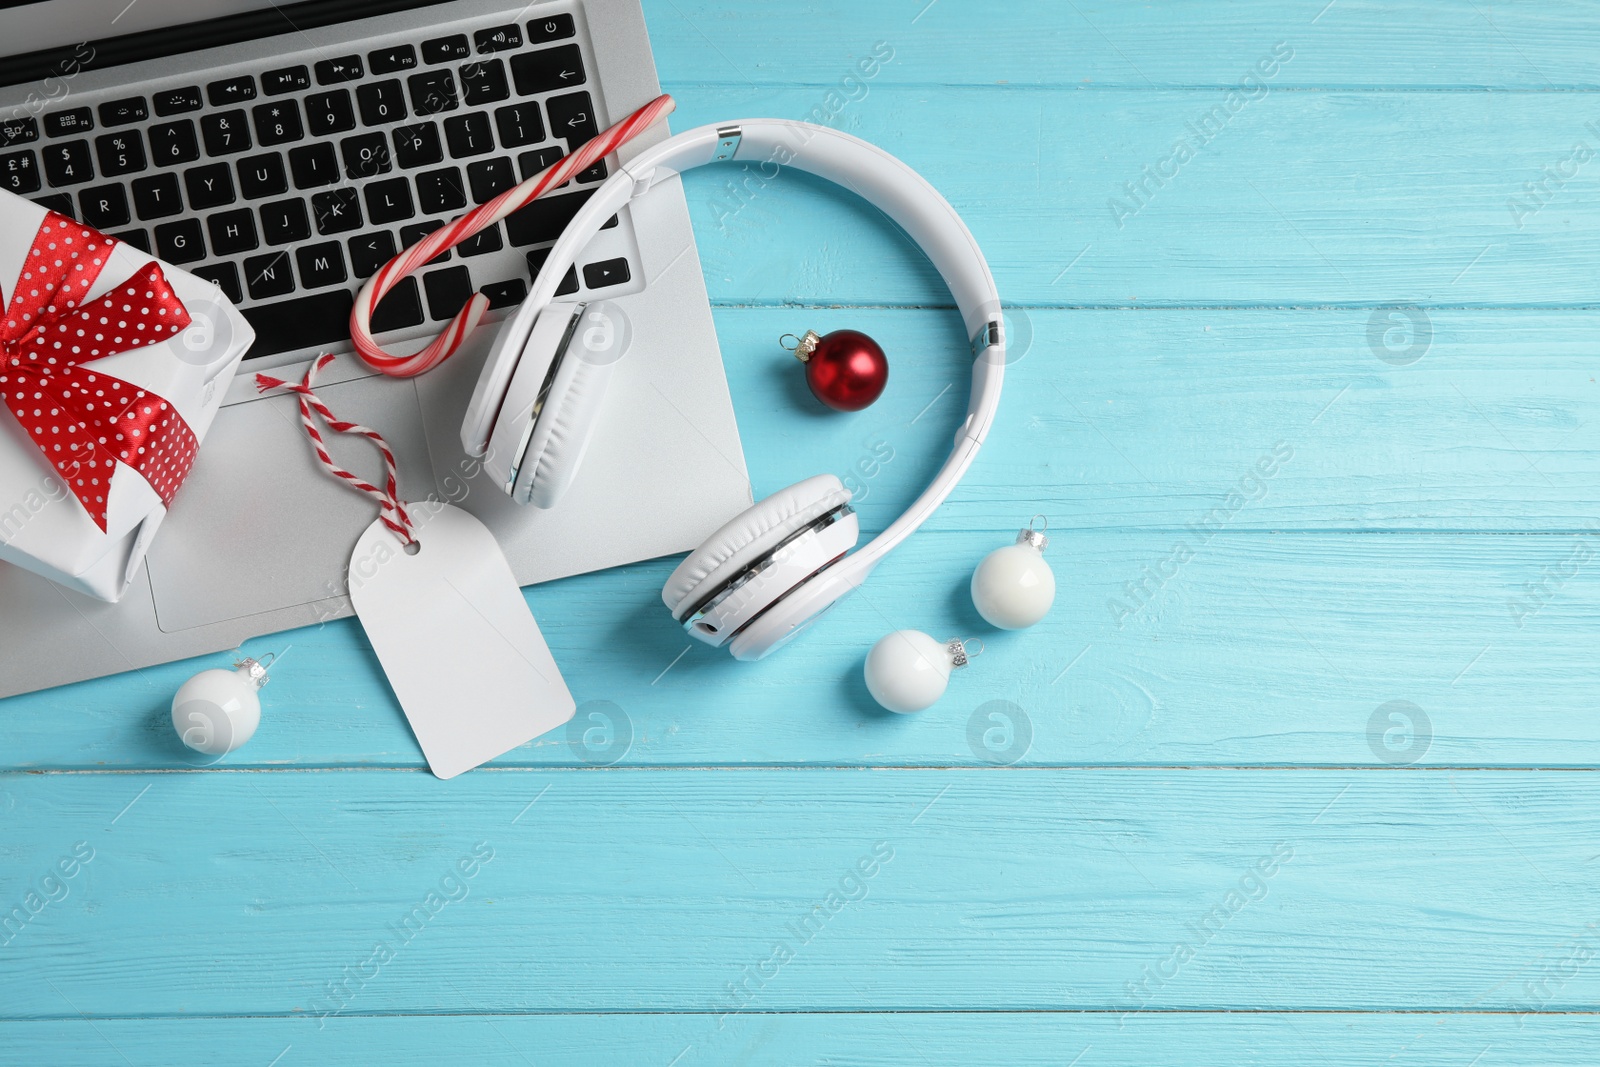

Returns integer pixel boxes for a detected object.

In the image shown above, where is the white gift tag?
[346,502,574,778]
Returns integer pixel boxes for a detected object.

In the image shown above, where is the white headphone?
[460,119,1006,660]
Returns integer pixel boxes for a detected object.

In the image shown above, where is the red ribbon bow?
[0,212,196,531]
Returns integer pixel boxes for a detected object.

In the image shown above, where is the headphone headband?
[487,119,1006,574]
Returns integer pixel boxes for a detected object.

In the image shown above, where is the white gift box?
[0,193,253,602]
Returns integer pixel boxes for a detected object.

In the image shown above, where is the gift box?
[0,193,253,602]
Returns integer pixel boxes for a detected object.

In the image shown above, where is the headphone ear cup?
[513,323,618,509]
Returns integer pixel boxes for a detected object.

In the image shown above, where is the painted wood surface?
[4,0,1599,1062]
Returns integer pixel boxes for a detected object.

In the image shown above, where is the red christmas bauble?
[795,329,888,411]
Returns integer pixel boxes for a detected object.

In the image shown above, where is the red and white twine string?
[253,354,417,545]
[348,92,676,378]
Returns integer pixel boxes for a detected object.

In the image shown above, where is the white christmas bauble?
[971,527,1056,630]
[864,630,955,713]
[172,660,268,755]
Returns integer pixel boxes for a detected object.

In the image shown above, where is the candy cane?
[349,93,676,378]
[255,354,416,544]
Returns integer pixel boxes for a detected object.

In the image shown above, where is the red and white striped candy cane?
[254,354,417,545]
[349,93,676,378]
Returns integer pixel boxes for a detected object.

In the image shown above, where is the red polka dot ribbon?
[0,212,196,531]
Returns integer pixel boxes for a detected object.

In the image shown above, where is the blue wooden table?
[7,1,1600,1062]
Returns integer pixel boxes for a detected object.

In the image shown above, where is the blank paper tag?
[347,502,575,779]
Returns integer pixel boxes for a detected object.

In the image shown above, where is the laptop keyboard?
[0,7,639,360]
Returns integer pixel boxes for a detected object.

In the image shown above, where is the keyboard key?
[583,257,630,289]
[191,261,242,304]
[460,58,509,106]
[363,176,413,223]
[424,265,473,321]
[555,263,578,295]
[494,103,543,148]
[94,130,145,176]
[207,76,256,107]
[44,108,93,137]
[528,13,576,43]
[423,34,470,63]
[517,145,563,181]
[241,290,357,354]
[32,193,75,218]
[295,241,347,288]
[467,157,515,203]
[0,117,38,148]
[512,44,585,96]
[482,277,526,309]
[148,120,200,166]
[131,173,182,219]
[443,112,493,158]
[475,25,522,53]
[184,163,235,209]
[348,230,397,277]
[237,153,288,199]
[577,159,607,183]
[42,141,93,186]
[306,90,356,136]
[259,198,310,244]
[153,86,203,116]
[253,100,303,146]
[243,250,294,299]
[458,222,502,256]
[262,65,311,95]
[506,188,591,246]
[414,166,466,214]
[0,151,39,194]
[340,132,391,179]
[408,70,458,115]
[356,80,407,125]
[154,218,205,263]
[201,111,252,155]
[315,55,364,85]
[288,142,339,188]
[369,45,417,75]
[206,207,258,254]
[110,228,150,253]
[311,187,362,234]
[97,97,148,127]
[400,220,449,264]
[391,122,442,167]
[546,90,596,148]
[369,277,422,332]
[78,184,130,229]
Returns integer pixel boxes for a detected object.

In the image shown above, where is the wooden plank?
[5,527,1600,770]
[1,1011,1594,1066]
[646,0,1600,89]
[2,769,1596,1017]
[4,307,1597,770]
[649,87,1600,307]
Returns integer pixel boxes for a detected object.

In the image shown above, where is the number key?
[201,111,252,155]
[252,100,304,146]
[42,140,93,186]
[357,80,407,125]
[95,130,146,176]
[0,150,39,194]
[148,120,200,166]
[305,90,356,135]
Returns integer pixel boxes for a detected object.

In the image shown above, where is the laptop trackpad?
[146,375,435,632]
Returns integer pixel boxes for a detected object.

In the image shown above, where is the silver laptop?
[0,0,752,698]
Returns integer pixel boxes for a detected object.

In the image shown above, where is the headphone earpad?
[662,473,853,619]
[515,340,616,509]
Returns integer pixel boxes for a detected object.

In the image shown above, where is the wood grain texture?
[1,769,1596,1018]
[2,1012,1595,1067]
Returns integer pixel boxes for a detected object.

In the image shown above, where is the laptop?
[0,0,752,698]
